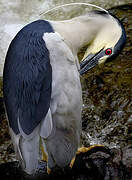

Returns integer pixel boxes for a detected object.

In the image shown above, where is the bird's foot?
[70,144,110,168]
[47,167,51,174]
[76,144,105,155]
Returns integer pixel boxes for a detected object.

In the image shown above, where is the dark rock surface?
[0,146,131,180]
[80,2,132,159]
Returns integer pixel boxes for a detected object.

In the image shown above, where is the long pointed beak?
[79,49,104,75]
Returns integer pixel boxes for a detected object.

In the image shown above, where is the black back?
[3,20,54,135]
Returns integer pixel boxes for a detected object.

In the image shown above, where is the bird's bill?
[79,48,104,75]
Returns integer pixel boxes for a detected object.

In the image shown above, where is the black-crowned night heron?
[3,10,126,175]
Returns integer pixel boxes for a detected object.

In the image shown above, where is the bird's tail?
[19,135,40,174]
[10,128,40,175]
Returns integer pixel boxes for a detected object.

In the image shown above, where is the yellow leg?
[40,138,52,174]
[40,140,50,174]
[70,144,105,168]
[40,138,48,162]
[40,144,48,162]
[70,157,76,168]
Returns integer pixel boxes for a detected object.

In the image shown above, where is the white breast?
[43,31,82,130]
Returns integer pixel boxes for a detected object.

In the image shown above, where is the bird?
[3,10,126,175]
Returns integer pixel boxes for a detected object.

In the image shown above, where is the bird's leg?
[40,144,48,162]
[70,157,76,168]
[40,138,51,174]
[70,144,105,168]
[40,138,48,162]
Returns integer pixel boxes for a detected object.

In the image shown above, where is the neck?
[50,13,110,56]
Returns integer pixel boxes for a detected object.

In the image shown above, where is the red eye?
[105,48,112,55]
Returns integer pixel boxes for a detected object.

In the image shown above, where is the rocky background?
[80,3,132,161]
[0,3,132,180]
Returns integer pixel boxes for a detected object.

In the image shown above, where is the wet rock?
[127,115,132,125]
[122,146,132,176]
[0,146,131,180]
[0,97,4,123]
[81,3,132,149]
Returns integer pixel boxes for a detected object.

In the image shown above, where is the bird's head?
[79,12,126,75]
